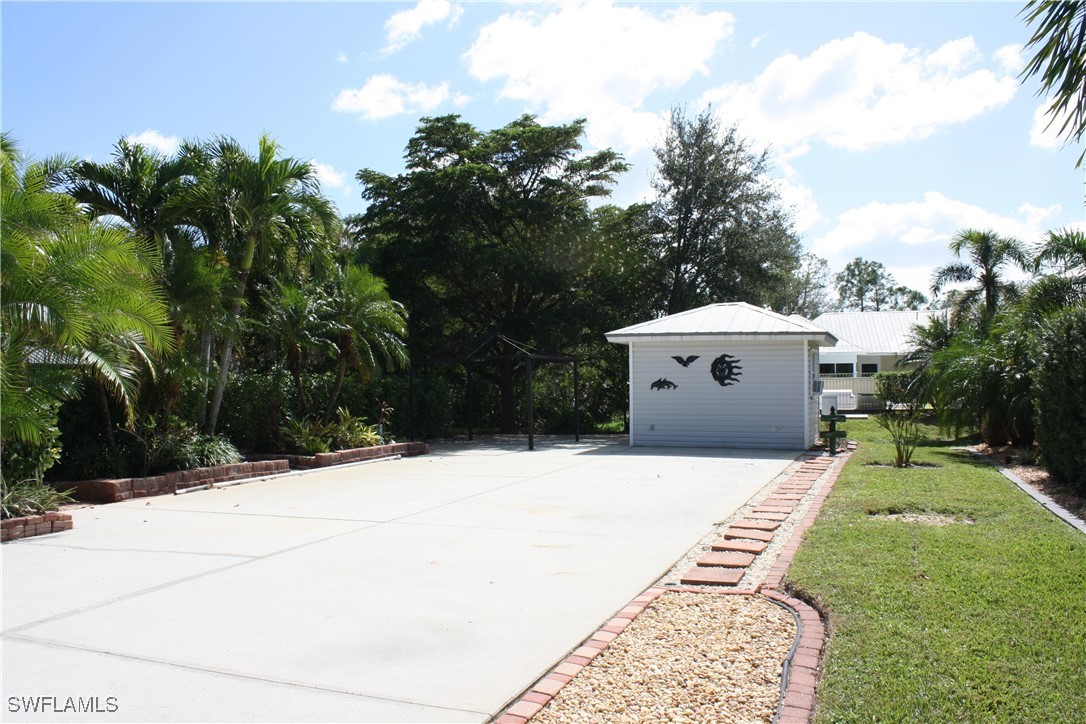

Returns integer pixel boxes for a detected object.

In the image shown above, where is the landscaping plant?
[1,479,76,520]
[1034,306,1086,493]
[875,410,924,468]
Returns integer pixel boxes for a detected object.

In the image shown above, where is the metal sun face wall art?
[710,353,743,387]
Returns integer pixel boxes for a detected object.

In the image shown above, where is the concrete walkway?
[1,438,796,722]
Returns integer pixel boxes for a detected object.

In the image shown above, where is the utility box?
[820,395,838,416]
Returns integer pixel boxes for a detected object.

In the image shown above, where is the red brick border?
[69,442,431,504]
[492,447,855,723]
[71,459,291,503]
[248,441,429,470]
[759,447,852,723]
[1,512,73,542]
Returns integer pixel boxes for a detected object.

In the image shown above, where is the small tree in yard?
[878,410,924,468]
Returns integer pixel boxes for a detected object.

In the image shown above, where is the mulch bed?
[976,443,1086,523]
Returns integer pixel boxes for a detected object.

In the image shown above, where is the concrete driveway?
[1,437,796,722]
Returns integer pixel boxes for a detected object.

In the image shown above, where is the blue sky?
[3,1,1083,296]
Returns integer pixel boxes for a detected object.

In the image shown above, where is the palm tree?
[66,138,209,420]
[1020,0,1086,168]
[324,264,409,418]
[191,135,340,434]
[66,138,195,258]
[1028,227,1086,310]
[1,136,173,475]
[257,280,336,417]
[930,229,1029,324]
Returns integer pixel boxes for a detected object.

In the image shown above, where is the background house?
[606,303,837,449]
[811,309,946,411]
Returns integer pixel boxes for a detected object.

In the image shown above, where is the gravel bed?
[533,592,796,724]
[657,456,838,589]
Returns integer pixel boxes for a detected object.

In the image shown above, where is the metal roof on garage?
[606,302,837,345]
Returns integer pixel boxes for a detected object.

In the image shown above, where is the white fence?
[821,376,881,411]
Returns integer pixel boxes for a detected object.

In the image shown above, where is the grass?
[787,416,1086,722]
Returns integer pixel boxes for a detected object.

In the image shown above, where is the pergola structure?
[409,332,580,450]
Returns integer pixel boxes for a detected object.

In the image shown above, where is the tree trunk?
[205,235,257,435]
[204,333,236,435]
[95,379,116,450]
[291,350,309,418]
[326,353,348,421]
[197,328,214,429]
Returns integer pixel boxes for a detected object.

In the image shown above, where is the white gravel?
[533,592,796,724]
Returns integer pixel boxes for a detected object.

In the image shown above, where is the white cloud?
[383,0,463,55]
[750,32,768,49]
[310,161,351,196]
[813,191,1060,258]
[994,43,1024,74]
[333,74,468,120]
[124,129,180,156]
[463,0,734,153]
[812,192,1063,292]
[1030,97,1076,149]
[337,50,348,64]
[700,32,1018,157]
[773,178,822,234]
[812,193,1069,294]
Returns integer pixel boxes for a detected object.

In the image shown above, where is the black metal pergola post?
[526,356,535,451]
[415,332,579,451]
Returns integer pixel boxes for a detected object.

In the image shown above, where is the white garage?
[606,302,838,449]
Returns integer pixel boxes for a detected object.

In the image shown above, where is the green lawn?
[787,416,1086,722]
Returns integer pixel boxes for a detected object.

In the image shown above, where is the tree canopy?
[353,114,628,430]
[650,107,801,314]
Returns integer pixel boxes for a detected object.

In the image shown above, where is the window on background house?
[819,363,855,376]
[861,363,878,377]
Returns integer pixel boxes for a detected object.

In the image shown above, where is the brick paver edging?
[493,586,668,723]
[1,511,73,542]
[492,448,855,724]
[760,448,853,724]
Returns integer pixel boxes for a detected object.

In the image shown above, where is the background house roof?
[812,310,946,356]
[606,302,837,345]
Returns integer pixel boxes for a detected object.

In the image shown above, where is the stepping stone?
[778,486,812,493]
[681,566,745,586]
[754,506,794,514]
[696,550,756,567]
[724,527,775,542]
[748,511,789,521]
[766,494,804,501]
[711,538,767,554]
[732,519,780,531]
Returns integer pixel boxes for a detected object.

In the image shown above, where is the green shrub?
[329,407,381,449]
[1,401,63,484]
[2,479,75,519]
[1034,307,1086,492]
[182,434,243,469]
[873,371,914,407]
[279,417,333,455]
